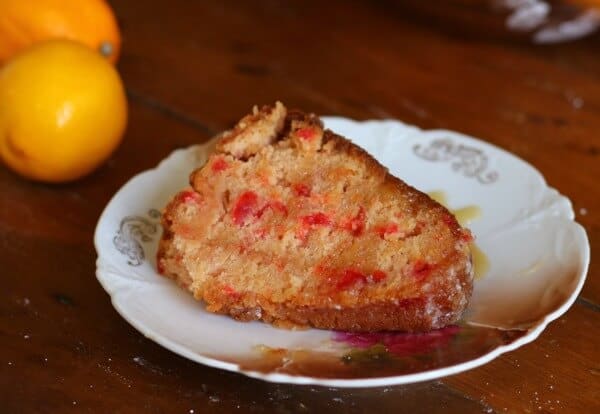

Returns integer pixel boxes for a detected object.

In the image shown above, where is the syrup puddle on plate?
[427,191,489,280]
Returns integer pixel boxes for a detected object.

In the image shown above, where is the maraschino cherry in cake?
[157,102,473,332]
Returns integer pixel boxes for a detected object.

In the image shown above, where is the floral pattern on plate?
[214,325,525,380]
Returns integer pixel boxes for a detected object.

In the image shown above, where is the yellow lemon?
[0,39,127,182]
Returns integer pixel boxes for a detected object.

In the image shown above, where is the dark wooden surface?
[1,1,599,412]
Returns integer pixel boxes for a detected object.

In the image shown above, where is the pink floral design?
[333,325,460,357]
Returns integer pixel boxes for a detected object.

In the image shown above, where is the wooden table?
[1,1,599,412]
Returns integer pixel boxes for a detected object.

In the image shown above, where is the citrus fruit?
[0,0,121,64]
[0,39,127,183]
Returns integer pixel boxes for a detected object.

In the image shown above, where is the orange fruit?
[0,39,127,183]
[0,0,121,64]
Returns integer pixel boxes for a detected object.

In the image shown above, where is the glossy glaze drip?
[427,191,487,279]
[470,244,489,280]
[453,206,481,227]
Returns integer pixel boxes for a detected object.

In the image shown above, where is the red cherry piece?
[336,269,366,290]
[371,270,387,282]
[296,212,331,242]
[374,223,399,238]
[222,284,241,298]
[232,191,259,226]
[211,157,229,173]
[293,183,311,197]
[412,260,433,281]
[177,190,201,204]
[256,200,289,218]
[336,268,387,289]
[301,212,331,226]
[296,127,315,141]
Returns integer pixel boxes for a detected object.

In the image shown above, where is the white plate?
[94,117,589,387]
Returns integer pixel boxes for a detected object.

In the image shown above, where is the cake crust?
[157,102,473,332]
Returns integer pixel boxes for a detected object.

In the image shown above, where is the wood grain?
[445,305,600,413]
[111,0,600,302]
[0,0,598,412]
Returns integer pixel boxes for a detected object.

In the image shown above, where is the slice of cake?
[157,102,473,332]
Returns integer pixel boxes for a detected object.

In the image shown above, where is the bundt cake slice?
[157,102,473,332]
